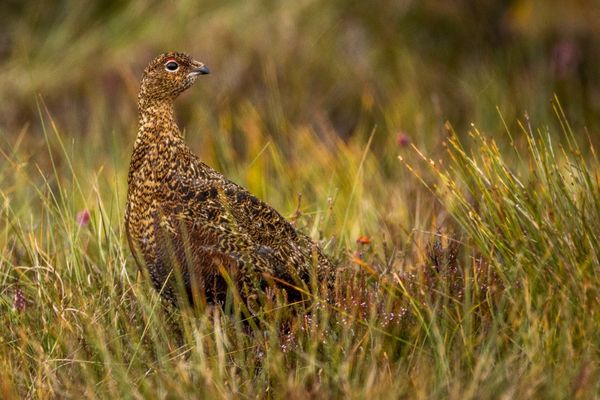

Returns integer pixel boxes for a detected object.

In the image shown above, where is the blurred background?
[1,0,600,245]
[1,0,600,141]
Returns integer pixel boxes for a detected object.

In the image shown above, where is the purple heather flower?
[552,38,581,79]
[76,209,90,226]
[13,288,26,312]
[396,132,410,147]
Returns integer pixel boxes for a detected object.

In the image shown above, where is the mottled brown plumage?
[125,52,334,307]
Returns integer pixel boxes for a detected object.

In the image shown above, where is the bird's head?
[139,52,210,102]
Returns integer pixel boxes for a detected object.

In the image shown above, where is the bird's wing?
[174,154,305,248]
[155,154,311,287]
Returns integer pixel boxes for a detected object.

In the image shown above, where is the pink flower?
[13,288,26,312]
[76,209,90,226]
[396,132,410,147]
[552,38,580,79]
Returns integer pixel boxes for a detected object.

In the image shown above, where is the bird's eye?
[165,61,179,72]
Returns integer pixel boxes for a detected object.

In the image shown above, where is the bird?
[125,52,334,308]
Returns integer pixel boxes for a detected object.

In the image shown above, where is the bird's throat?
[137,99,181,142]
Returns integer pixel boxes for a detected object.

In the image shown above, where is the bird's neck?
[136,98,182,144]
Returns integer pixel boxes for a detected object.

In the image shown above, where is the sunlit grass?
[1,93,599,398]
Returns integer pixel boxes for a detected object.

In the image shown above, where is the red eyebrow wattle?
[165,57,177,63]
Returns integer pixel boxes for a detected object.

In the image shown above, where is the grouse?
[125,52,334,307]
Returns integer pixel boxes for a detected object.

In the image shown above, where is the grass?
[2,97,599,398]
[2,1,600,398]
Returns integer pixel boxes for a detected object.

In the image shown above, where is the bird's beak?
[190,63,210,76]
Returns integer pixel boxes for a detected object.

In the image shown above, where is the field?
[1,1,600,398]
